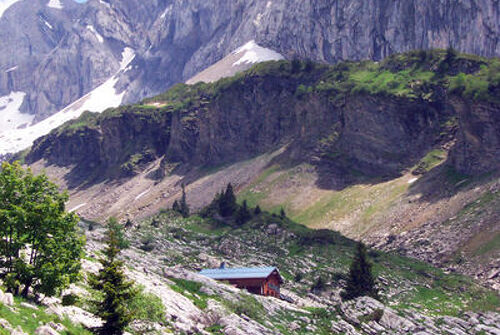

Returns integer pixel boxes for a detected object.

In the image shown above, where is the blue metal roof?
[199,266,280,280]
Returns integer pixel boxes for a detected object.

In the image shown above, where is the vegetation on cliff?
[45,49,499,138]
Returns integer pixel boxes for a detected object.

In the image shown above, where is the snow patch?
[233,40,284,66]
[0,91,33,132]
[47,0,63,9]
[160,5,171,19]
[0,48,136,155]
[119,47,135,70]
[99,0,110,8]
[5,65,18,73]
[42,18,53,29]
[0,0,21,19]
[69,203,87,212]
[135,189,150,201]
[86,25,103,43]
[408,177,418,184]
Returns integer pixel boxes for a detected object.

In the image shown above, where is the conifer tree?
[254,205,262,215]
[108,217,130,249]
[311,276,326,294]
[280,207,286,218]
[219,183,237,217]
[172,200,180,213]
[342,242,379,301]
[179,184,190,218]
[90,222,137,335]
[236,200,251,225]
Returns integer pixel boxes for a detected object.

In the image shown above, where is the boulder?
[34,325,59,335]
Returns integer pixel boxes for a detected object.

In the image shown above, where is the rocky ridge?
[1,0,499,124]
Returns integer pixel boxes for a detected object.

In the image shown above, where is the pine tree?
[254,205,262,215]
[172,200,180,213]
[311,276,326,294]
[236,200,251,225]
[90,222,137,335]
[124,218,133,229]
[108,217,130,250]
[219,183,237,217]
[179,184,190,218]
[341,242,379,301]
[280,207,286,218]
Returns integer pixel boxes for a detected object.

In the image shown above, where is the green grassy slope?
[129,210,499,317]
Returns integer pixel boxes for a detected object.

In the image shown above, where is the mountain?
[1,0,499,154]
[23,50,500,289]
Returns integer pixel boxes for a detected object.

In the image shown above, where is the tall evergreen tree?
[90,221,137,335]
[254,205,262,215]
[236,200,251,225]
[172,200,180,213]
[342,242,379,301]
[108,217,130,250]
[179,184,190,218]
[280,207,286,219]
[219,183,237,217]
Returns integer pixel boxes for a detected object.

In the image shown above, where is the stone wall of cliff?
[1,0,498,120]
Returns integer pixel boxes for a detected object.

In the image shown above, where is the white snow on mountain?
[5,65,18,73]
[0,91,33,132]
[233,40,284,66]
[87,25,104,43]
[186,40,284,85]
[47,0,63,10]
[0,0,21,18]
[42,17,53,29]
[0,48,136,155]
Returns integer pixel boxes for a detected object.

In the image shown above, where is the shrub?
[139,234,155,252]
[62,294,80,306]
[129,286,165,323]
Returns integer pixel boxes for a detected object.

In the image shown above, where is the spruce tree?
[219,183,237,217]
[179,184,190,218]
[236,200,251,225]
[172,200,180,213]
[280,207,286,219]
[254,205,262,215]
[90,222,137,335]
[342,242,379,301]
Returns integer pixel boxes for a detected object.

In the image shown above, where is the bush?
[226,295,265,323]
[139,234,155,252]
[311,276,326,293]
[62,294,80,306]
[359,308,384,323]
[294,272,304,283]
[129,286,165,323]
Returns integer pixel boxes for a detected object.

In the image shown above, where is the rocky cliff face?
[450,98,500,175]
[1,0,499,127]
[27,76,451,183]
[27,55,499,181]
